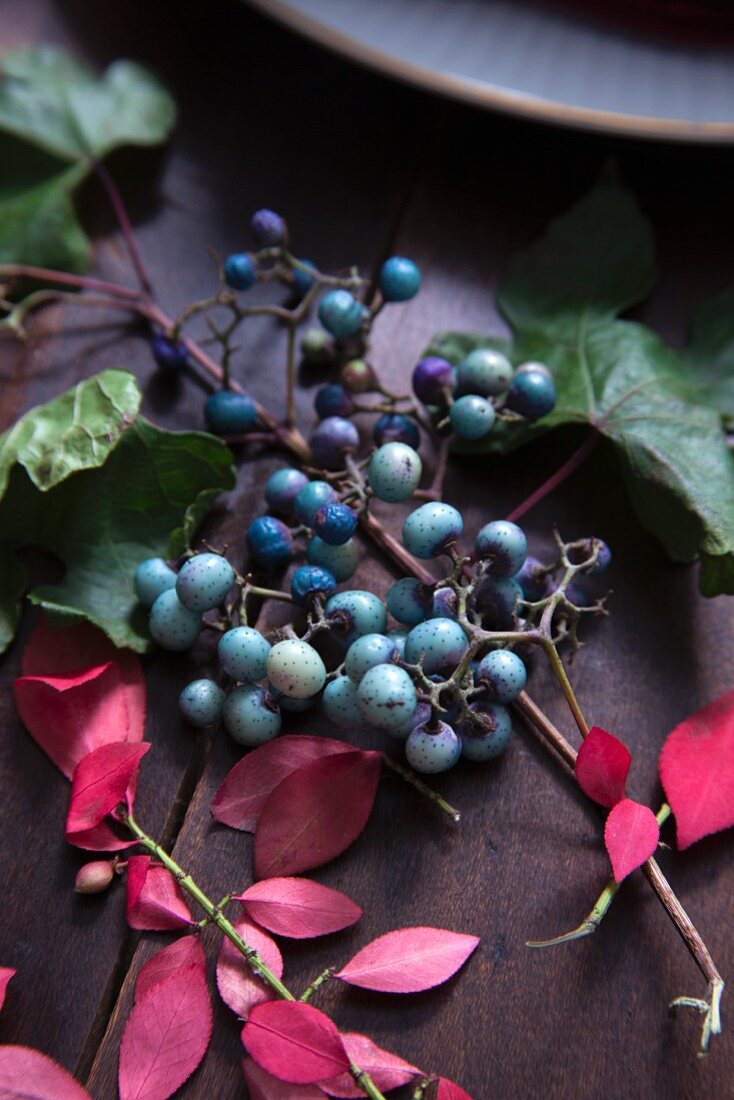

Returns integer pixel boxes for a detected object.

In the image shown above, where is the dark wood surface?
[1,2,733,1097]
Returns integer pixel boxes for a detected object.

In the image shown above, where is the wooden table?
[1,2,733,1097]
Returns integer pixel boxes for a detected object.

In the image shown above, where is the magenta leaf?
[118,964,212,1100]
[243,1058,324,1100]
[235,877,362,940]
[212,735,355,831]
[254,750,382,879]
[604,798,660,882]
[135,937,205,1002]
[436,1078,475,1100]
[575,726,631,809]
[216,916,283,1019]
[242,1001,350,1085]
[126,857,194,932]
[65,742,149,850]
[319,1032,422,1098]
[0,1046,92,1098]
[659,688,734,850]
[0,969,15,1013]
[335,927,480,993]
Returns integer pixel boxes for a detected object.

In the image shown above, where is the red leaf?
[334,927,480,993]
[135,937,205,1002]
[235,877,362,939]
[659,688,734,850]
[604,798,660,882]
[212,735,355,831]
[65,742,149,850]
[0,1046,92,1098]
[243,1058,324,1100]
[118,964,212,1100]
[254,750,382,879]
[575,726,631,809]
[0,969,15,1013]
[242,1001,350,1085]
[216,916,283,1019]
[436,1078,475,1100]
[126,857,194,932]
[319,1032,421,1098]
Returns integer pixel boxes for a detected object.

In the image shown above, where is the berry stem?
[0,262,141,301]
[92,160,154,297]
[285,320,297,428]
[382,754,461,823]
[541,638,590,738]
[505,430,599,524]
[299,966,335,1003]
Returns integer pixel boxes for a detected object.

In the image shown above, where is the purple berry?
[412,356,453,405]
[309,416,360,470]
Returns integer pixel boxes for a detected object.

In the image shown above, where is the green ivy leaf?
[682,284,734,424]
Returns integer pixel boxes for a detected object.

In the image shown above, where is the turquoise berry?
[294,480,336,526]
[218,626,271,682]
[405,720,461,773]
[314,502,357,546]
[449,394,496,440]
[134,557,176,607]
[322,676,362,728]
[373,412,421,449]
[290,565,337,605]
[178,679,225,728]
[318,289,364,338]
[247,516,293,569]
[265,468,309,517]
[402,502,463,560]
[456,348,513,397]
[314,383,353,420]
[310,416,359,470]
[205,390,258,435]
[266,639,326,699]
[291,259,316,297]
[507,363,557,420]
[224,253,256,291]
[475,520,527,577]
[307,536,358,582]
[474,649,527,703]
[475,577,523,630]
[369,442,422,503]
[357,664,417,733]
[404,618,469,675]
[387,628,409,659]
[386,577,430,626]
[379,256,421,301]
[345,633,399,684]
[325,590,387,641]
[461,703,513,760]
[223,684,281,746]
[149,589,202,651]
[175,552,234,612]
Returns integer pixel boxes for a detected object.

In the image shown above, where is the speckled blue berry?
[506,363,557,420]
[325,590,387,641]
[475,520,527,577]
[314,384,353,420]
[405,721,461,774]
[322,676,362,728]
[149,589,201,651]
[314,502,357,545]
[412,356,453,405]
[404,617,468,675]
[430,587,458,620]
[134,557,177,607]
[516,555,552,602]
[450,394,496,440]
[290,564,336,605]
[357,663,417,733]
[291,259,316,297]
[294,480,336,526]
[251,208,286,245]
[223,684,281,746]
[456,348,513,397]
[224,252,256,291]
[205,390,258,435]
[474,577,522,630]
[265,467,309,517]
[461,703,512,760]
[345,633,399,684]
[179,679,225,728]
[318,290,364,338]
[587,539,612,575]
[151,334,187,373]
[369,442,422,504]
[387,628,408,659]
[218,626,271,682]
[176,553,234,612]
[309,416,360,470]
[306,536,358,582]
[474,649,527,703]
[266,639,326,699]
[386,577,430,626]
[373,412,420,449]
[388,701,431,741]
[379,256,421,301]
[246,516,293,569]
[402,502,464,560]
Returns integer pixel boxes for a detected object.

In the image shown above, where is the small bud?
[340,358,378,394]
[75,860,116,895]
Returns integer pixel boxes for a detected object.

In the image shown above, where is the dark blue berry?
[224,253,256,291]
[246,515,293,569]
[373,412,420,449]
[507,364,557,420]
[291,259,316,297]
[151,334,187,373]
[205,390,258,435]
[290,565,337,605]
[314,384,353,420]
[251,208,286,245]
[314,502,358,545]
[516,555,552,602]
[412,356,453,405]
[309,416,359,470]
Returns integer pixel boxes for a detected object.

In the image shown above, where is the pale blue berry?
[294,480,336,526]
[179,679,225,728]
[474,649,527,703]
[475,520,527,577]
[456,348,513,397]
[325,590,387,641]
[322,676,362,728]
[149,589,202,651]
[369,442,422,503]
[386,577,429,626]
[307,536,358,582]
[386,628,409,659]
[223,684,281,746]
[266,639,326,699]
[357,664,417,733]
[405,720,461,773]
[403,502,463,559]
[265,467,308,516]
[345,633,399,684]
[449,394,495,440]
[134,558,176,607]
[404,618,468,675]
[461,703,512,760]
[218,626,271,682]
[176,553,234,612]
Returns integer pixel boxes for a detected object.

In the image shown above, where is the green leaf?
[682,284,734,423]
[0,545,27,653]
